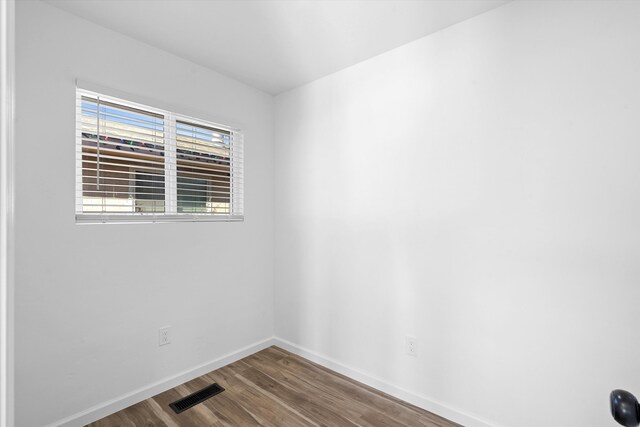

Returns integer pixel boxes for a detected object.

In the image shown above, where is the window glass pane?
[176,121,231,214]
[177,176,207,213]
[135,172,165,213]
[80,96,165,214]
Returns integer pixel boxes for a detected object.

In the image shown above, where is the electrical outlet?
[406,336,417,357]
[159,326,171,346]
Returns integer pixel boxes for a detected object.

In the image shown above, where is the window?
[76,88,243,223]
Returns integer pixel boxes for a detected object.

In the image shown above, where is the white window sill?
[75,214,244,224]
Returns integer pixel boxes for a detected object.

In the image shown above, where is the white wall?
[14,1,274,426]
[274,1,640,426]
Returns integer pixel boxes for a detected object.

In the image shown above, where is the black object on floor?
[169,383,225,414]
[611,389,640,427]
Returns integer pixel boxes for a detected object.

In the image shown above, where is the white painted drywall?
[274,1,640,426]
[14,1,274,426]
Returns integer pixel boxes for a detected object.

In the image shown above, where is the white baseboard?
[273,337,498,427]
[48,336,497,427]
[49,337,276,427]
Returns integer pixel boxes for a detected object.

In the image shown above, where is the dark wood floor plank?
[240,352,371,425]
[182,372,264,426]
[233,362,362,427]
[87,346,459,427]
[247,350,443,427]
[211,363,318,427]
[207,365,319,427]
[91,400,173,427]
[272,347,458,427]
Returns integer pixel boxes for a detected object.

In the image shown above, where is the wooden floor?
[88,346,459,427]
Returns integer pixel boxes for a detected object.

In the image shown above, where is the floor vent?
[169,383,225,414]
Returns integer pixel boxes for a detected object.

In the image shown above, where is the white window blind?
[76,88,243,223]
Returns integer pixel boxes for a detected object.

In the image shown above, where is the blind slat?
[78,174,243,187]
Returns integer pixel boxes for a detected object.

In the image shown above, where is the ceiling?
[44,0,511,95]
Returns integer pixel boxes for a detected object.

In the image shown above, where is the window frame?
[75,88,244,224]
